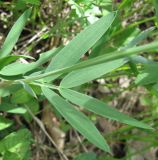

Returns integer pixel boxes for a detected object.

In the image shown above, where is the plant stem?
[23,41,158,82]
[25,105,69,160]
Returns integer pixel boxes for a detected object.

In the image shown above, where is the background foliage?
[0,0,158,160]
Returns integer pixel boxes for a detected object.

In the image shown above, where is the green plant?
[0,3,157,159]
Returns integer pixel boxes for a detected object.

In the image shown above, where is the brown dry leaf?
[42,105,65,150]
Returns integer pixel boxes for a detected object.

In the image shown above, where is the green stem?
[30,82,59,90]
[23,41,158,82]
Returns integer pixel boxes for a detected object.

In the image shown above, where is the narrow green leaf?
[44,12,116,81]
[129,55,151,64]
[0,54,34,70]
[60,88,153,130]
[135,63,158,85]
[19,81,37,98]
[0,116,13,131]
[0,48,60,76]
[0,8,31,58]
[125,27,154,49]
[0,103,26,114]
[42,87,110,152]
[60,58,126,88]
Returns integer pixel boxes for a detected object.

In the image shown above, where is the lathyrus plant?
[0,7,157,159]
